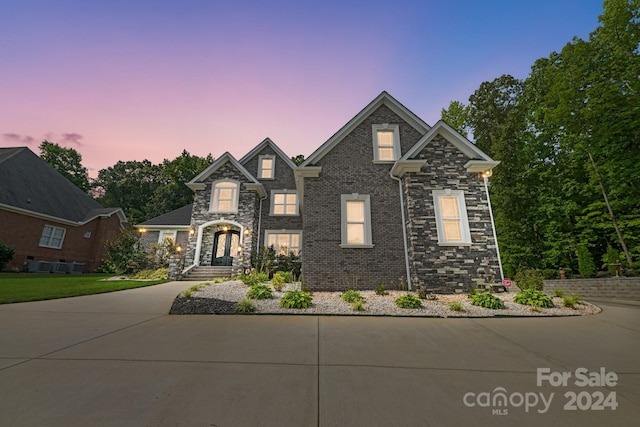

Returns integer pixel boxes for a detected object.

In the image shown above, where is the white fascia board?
[403,121,495,161]
[464,160,501,173]
[0,203,122,227]
[187,152,260,186]
[390,160,425,177]
[239,138,297,170]
[244,182,267,198]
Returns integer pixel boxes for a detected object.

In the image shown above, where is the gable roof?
[301,91,430,166]
[135,204,192,228]
[186,152,267,197]
[0,147,126,225]
[239,137,296,169]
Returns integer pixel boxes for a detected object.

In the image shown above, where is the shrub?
[132,268,168,280]
[274,271,293,284]
[375,283,389,296]
[100,229,148,274]
[448,301,465,312]
[351,300,367,312]
[236,299,256,313]
[395,294,422,309]
[280,290,313,309]
[514,289,554,308]
[514,269,544,291]
[247,283,273,300]
[563,295,582,309]
[554,289,565,298]
[271,274,285,291]
[470,292,505,309]
[540,269,560,280]
[341,290,364,303]
[0,240,15,271]
[577,243,596,278]
[240,271,268,286]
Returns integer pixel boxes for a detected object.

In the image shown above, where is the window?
[211,180,239,213]
[39,225,66,249]
[265,231,302,255]
[341,194,373,248]
[258,155,275,179]
[271,191,298,215]
[433,190,471,245]
[372,124,400,162]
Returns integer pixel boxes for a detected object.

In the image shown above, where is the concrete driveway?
[0,281,638,427]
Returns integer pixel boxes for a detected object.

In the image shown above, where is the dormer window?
[372,124,400,162]
[211,180,239,213]
[258,155,275,179]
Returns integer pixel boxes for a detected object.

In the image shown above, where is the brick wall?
[302,105,424,291]
[0,209,123,272]
[403,135,501,293]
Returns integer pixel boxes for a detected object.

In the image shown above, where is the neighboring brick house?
[0,147,127,272]
[138,92,501,293]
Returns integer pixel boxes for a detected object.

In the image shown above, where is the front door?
[212,230,240,266]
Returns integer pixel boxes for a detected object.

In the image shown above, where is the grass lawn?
[0,274,170,304]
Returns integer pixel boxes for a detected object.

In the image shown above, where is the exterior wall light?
[480,169,492,179]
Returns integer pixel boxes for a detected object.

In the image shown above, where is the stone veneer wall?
[183,161,259,276]
[403,135,501,293]
[302,105,424,291]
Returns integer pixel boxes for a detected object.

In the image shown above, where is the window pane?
[216,234,227,257]
[274,194,284,204]
[290,234,299,248]
[440,197,460,218]
[377,130,394,147]
[261,158,273,178]
[347,224,365,244]
[346,200,365,222]
[285,204,296,215]
[286,194,297,204]
[218,200,231,211]
[268,235,277,247]
[443,220,462,241]
[274,204,284,215]
[378,148,395,161]
[219,189,232,200]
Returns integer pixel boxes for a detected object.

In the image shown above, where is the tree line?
[442,0,640,277]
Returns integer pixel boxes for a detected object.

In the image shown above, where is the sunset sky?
[1,0,604,176]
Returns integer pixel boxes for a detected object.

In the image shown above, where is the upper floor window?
[340,194,373,248]
[271,191,298,215]
[211,180,239,213]
[258,155,275,179]
[433,190,471,245]
[372,124,400,162]
[39,225,66,249]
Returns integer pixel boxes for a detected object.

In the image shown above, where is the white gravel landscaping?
[178,280,601,317]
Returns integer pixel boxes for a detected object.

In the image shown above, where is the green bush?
[563,295,582,309]
[341,289,364,303]
[514,269,544,291]
[236,299,256,313]
[448,301,465,312]
[280,290,313,309]
[577,243,596,278]
[0,240,15,271]
[514,289,554,308]
[395,293,422,309]
[247,283,273,300]
[375,283,389,296]
[271,274,285,291]
[273,270,293,283]
[240,271,269,286]
[470,292,505,309]
[351,300,367,312]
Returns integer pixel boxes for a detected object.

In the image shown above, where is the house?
[137,92,501,293]
[0,147,127,272]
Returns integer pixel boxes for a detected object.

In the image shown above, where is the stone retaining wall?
[544,277,640,300]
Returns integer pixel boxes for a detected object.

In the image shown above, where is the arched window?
[210,180,239,213]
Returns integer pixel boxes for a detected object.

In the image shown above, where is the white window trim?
[372,123,401,163]
[158,230,177,244]
[258,155,276,180]
[264,230,302,255]
[340,194,373,248]
[433,189,472,246]
[270,190,299,216]
[39,225,66,249]
[210,179,240,213]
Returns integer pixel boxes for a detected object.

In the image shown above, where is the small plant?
[236,298,256,313]
[280,290,313,309]
[132,268,169,280]
[563,295,582,309]
[375,283,389,296]
[514,289,554,308]
[273,271,293,283]
[468,286,477,297]
[554,288,565,298]
[212,277,228,283]
[247,283,273,300]
[470,292,505,309]
[395,293,422,309]
[341,289,364,303]
[351,300,367,312]
[514,269,544,291]
[271,274,285,291]
[182,283,206,298]
[448,301,465,312]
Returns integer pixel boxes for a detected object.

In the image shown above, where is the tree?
[39,141,90,192]
[440,101,470,137]
[291,154,305,166]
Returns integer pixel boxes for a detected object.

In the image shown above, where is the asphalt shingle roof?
[136,204,192,226]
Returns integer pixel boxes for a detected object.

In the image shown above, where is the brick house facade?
[139,92,501,293]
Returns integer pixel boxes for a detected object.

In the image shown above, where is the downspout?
[390,171,412,291]
[257,195,267,253]
[484,176,504,281]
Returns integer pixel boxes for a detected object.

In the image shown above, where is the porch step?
[181,266,233,281]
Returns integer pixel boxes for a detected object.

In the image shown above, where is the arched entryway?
[212,229,240,266]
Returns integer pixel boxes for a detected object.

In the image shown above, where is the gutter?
[389,171,412,291]
[484,177,504,281]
